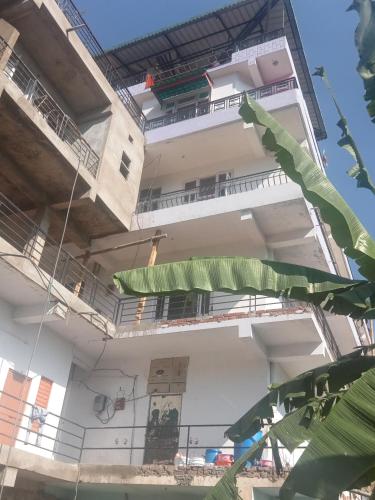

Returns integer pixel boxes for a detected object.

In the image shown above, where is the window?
[128,134,134,143]
[199,176,216,199]
[155,296,165,320]
[184,181,197,203]
[120,152,131,179]
[138,188,162,212]
[218,172,232,197]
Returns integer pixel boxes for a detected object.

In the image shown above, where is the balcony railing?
[0,389,84,462]
[0,193,119,323]
[53,0,146,131]
[145,78,298,131]
[137,168,289,213]
[1,38,100,177]
[0,192,341,359]
[119,293,303,325]
[0,388,303,468]
[122,28,286,88]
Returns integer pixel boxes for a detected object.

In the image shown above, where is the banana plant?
[348,0,375,123]
[205,346,375,500]
[313,66,375,194]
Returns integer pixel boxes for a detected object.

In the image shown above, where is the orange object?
[145,73,155,89]
[215,453,234,467]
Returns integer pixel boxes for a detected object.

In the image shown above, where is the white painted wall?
[60,351,270,465]
[0,297,74,459]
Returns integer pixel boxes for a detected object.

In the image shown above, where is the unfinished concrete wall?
[95,97,145,231]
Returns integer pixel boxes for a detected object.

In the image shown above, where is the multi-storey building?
[0,0,370,499]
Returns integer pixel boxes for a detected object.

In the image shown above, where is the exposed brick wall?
[157,306,310,329]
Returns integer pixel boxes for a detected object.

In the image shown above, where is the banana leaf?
[348,0,375,123]
[204,436,267,500]
[113,257,375,318]
[206,352,375,500]
[226,351,375,444]
[205,404,321,500]
[239,95,375,281]
[280,367,375,499]
[313,66,375,194]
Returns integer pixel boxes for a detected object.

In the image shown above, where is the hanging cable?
[0,138,85,500]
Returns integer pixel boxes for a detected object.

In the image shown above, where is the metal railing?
[81,422,305,468]
[117,293,308,327]
[0,393,304,468]
[122,29,285,88]
[0,193,119,323]
[0,192,341,360]
[54,0,146,131]
[137,168,289,213]
[0,389,84,462]
[1,38,100,177]
[145,78,297,131]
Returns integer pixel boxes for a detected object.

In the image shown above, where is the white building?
[0,0,370,499]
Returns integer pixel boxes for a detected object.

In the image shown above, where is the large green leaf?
[313,66,375,194]
[205,405,318,500]
[113,257,375,318]
[206,352,375,500]
[226,351,375,444]
[348,0,375,123]
[239,96,375,280]
[204,436,268,500]
[280,367,375,499]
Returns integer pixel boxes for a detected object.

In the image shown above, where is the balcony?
[0,37,100,177]
[117,292,341,359]
[0,387,303,471]
[0,193,119,324]
[137,168,289,214]
[0,192,348,360]
[145,78,297,132]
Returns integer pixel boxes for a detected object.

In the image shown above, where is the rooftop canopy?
[104,0,326,140]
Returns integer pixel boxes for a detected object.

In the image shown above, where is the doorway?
[0,369,31,446]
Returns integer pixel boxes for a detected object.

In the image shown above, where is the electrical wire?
[0,141,84,500]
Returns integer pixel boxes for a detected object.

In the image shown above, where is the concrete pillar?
[0,465,17,488]
[0,19,19,72]
[24,207,51,265]
[238,478,253,500]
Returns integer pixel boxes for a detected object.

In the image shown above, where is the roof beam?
[233,0,281,42]
[216,14,234,41]
[164,33,184,60]
[111,19,252,71]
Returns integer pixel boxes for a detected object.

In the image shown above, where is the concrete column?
[24,207,51,265]
[0,19,19,72]
[238,478,253,500]
[0,465,17,487]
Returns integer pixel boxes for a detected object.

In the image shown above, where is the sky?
[74,0,375,272]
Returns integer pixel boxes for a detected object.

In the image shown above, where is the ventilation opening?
[120,152,131,179]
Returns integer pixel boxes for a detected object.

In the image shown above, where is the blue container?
[234,431,263,464]
[205,448,220,464]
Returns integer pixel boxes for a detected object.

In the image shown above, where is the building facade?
[0,0,370,499]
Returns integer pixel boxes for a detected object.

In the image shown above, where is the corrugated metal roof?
[104,0,326,140]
